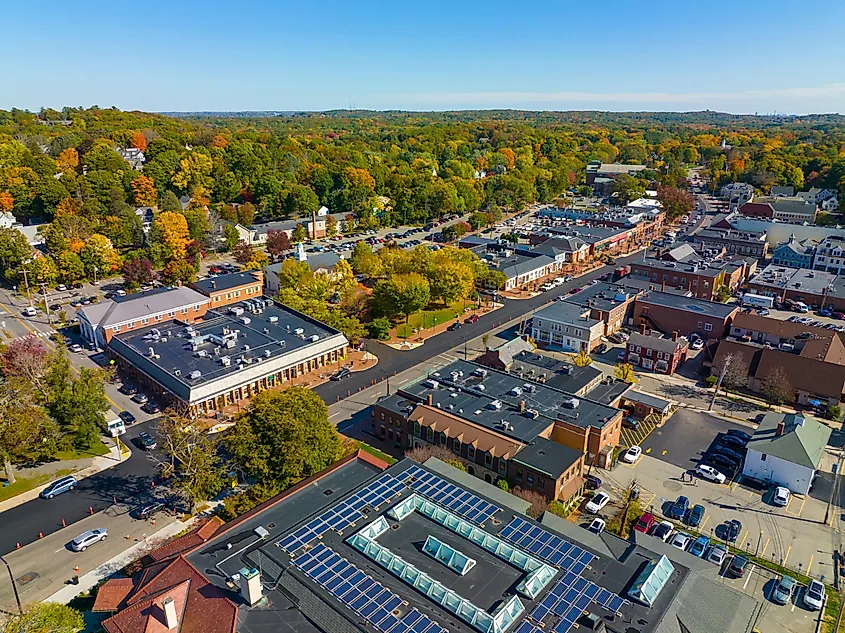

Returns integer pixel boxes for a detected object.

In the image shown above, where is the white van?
[794,301,810,313]
[22,306,36,317]
[107,417,126,437]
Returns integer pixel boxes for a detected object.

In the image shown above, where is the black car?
[330,368,351,381]
[727,429,752,442]
[708,454,739,470]
[595,343,609,355]
[622,416,639,430]
[447,322,462,331]
[120,384,137,396]
[719,435,747,449]
[138,431,157,450]
[49,303,62,311]
[584,475,602,490]
[142,401,161,414]
[713,445,744,462]
[725,519,742,542]
[118,411,136,425]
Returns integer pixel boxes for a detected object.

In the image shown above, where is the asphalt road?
[0,247,644,556]
[0,420,163,555]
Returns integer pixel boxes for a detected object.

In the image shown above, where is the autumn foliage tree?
[266,230,291,258]
[131,175,157,207]
[55,148,79,175]
[0,192,12,213]
[657,185,695,222]
[130,131,148,152]
[152,211,190,261]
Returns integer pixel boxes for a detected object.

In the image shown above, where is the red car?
[834,312,845,320]
[569,287,582,294]
[633,512,656,534]
[464,314,480,324]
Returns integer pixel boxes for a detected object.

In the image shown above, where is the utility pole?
[41,283,51,324]
[709,354,732,411]
[21,267,32,308]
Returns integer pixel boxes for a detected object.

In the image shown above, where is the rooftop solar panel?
[498,516,596,570]
[397,464,499,525]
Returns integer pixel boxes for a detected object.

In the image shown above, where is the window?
[704,323,713,332]
[526,473,534,485]
[438,432,446,446]
[181,308,188,314]
[168,311,175,317]
[452,438,461,454]
[155,315,162,321]
[413,422,421,436]
[467,445,475,460]
[537,477,545,489]
[498,459,506,474]
[379,412,385,421]
[515,468,523,481]
[141,318,148,325]
[426,427,434,442]
[484,452,493,467]
[112,325,121,332]
[761,453,767,462]
[127,321,135,328]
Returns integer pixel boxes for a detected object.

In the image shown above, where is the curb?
[0,440,131,515]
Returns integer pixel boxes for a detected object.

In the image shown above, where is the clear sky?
[3,0,844,114]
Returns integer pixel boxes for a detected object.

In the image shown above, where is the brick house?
[624,326,688,375]
[190,271,264,309]
[632,291,738,340]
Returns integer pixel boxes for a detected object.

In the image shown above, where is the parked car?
[120,384,137,396]
[588,517,606,534]
[728,555,750,578]
[132,393,149,405]
[617,350,627,361]
[652,520,674,542]
[690,338,704,350]
[804,579,825,611]
[713,445,744,462]
[705,545,727,566]
[69,343,83,353]
[585,491,610,514]
[771,575,796,605]
[142,401,161,414]
[773,486,791,507]
[70,528,107,552]
[724,519,742,542]
[695,464,726,484]
[584,475,602,490]
[685,504,705,528]
[118,411,136,425]
[464,314,480,324]
[40,476,78,499]
[726,429,752,442]
[669,532,692,551]
[688,535,709,558]
[707,454,739,471]
[136,501,166,520]
[719,434,747,449]
[668,495,689,521]
[622,416,639,431]
[446,321,462,331]
[595,343,609,355]
[633,512,655,534]
[621,445,642,464]
[330,368,351,381]
[138,431,157,450]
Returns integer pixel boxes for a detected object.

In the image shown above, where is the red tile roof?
[93,578,136,612]
[146,517,224,562]
[101,557,237,633]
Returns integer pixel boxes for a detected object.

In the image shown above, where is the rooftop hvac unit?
[509,387,523,396]
[423,379,439,389]
[562,397,580,409]
[264,350,271,358]
[269,316,278,324]
[309,335,320,342]
[293,327,304,336]
[220,356,231,367]
[263,328,270,334]
[241,317,251,325]
[523,384,536,393]
[487,400,503,411]
[188,370,202,380]
[477,384,485,391]
[243,345,250,351]
[195,350,207,358]
[230,307,244,316]
[525,409,540,419]
[147,347,155,357]
[174,369,181,376]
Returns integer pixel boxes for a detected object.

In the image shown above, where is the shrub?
[405,444,456,464]
[367,317,392,340]
[825,405,842,421]
[496,479,509,492]
[705,375,718,387]
[446,459,466,472]
[547,499,570,518]
[512,487,549,518]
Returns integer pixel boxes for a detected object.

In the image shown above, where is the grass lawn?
[53,439,111,461]
[0,467,75,504]
[395,302,477,339]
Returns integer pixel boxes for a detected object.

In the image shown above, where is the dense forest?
[1,106,844,288]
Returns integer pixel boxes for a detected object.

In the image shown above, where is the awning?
[809,399,822,407]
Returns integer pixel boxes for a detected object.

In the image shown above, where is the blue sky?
[3,0,844,114]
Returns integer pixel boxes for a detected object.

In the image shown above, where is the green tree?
[367,317,392,340]
[222,224,240,251]
[227,387,340,488]
[571,350,592,367]
[372,273,431,322]
[275,258,312,289]
[46,356,110,449]
[159,190,182,212]
[1,602,84,633]
[428,260,474,305]
[610,174,645,204]
[350,240,381,277]
[153,413,225,511]
[0,226,31,273]
[292,223,308,242]
[56,251,85,285]
[0,378,57,483]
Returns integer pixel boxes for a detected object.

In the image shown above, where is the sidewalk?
[0,440,130,514]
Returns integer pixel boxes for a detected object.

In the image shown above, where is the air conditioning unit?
[188,370,202,380]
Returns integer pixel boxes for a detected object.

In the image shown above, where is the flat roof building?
[108,299,348,417]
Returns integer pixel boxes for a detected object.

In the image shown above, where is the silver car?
[70,528,108,552]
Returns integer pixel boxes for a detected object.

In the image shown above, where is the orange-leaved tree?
[131,175,157,207]
[0,192,13,213]
[56,148,79,175]
[131,131,148,152]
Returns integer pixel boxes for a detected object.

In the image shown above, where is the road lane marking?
[783,545,792,567]
[700,515,709,531]
[760,538,770,557]
[807,554,814,576]
[740,529,749,549]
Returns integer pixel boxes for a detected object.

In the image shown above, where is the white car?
[622,446,642,464]
[670,532,692,551]
[70,528,108,552]
[773,486,791,507]
[804,579,825,611]
[705,545,728,566]
[695,464,726,484]
[690,339,704,350]
[585,491,610,514]
[588,517,606,534]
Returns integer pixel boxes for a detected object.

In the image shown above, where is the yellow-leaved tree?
[152,211,190,262]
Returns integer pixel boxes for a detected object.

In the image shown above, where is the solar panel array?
[278,474,405,554]
[527,570,627,633]
[387,609,449,633]
[292,543,403,633]
[396,464,499,525]
[498,516,595,571]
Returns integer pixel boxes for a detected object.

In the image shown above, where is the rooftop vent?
[188,370,202,380]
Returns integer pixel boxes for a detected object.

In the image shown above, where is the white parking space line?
[743,566,753,590]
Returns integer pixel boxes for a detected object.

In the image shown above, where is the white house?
[742,413,831,495]
[529,302,604,352]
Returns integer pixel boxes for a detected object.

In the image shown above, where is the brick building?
[632,291,739,340]
[624,326,689,375]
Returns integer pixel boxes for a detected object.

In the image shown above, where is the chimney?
[239,567,263,606]
[776,421,785,436]
[519,400,526,412]
[427,393,433,406]
[210,280,216,289]
[161,597,179,630]
[640,322,647,335]
[312,207,318,239]
[672,331,679,342]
